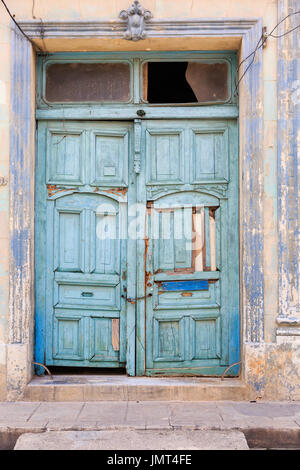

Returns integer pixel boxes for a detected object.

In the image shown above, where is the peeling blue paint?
[277,0,300,319]
[9,23,33,345]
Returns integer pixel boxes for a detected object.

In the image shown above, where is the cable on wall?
[1,0,44,52]
[234,10,300,95]
[1,0,299,91]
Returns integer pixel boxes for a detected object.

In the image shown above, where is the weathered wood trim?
[239,20,265,343]
[36,106,239,121]
[9,24,35,346]
[276,0,300,332]
[20,18,261,39]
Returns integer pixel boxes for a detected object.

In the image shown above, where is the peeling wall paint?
[277,0,300,326]
[245,342,300,400]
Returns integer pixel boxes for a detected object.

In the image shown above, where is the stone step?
[23,375,250,401]
[14,430,249,450]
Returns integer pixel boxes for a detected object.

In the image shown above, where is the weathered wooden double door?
[36,118,239,376]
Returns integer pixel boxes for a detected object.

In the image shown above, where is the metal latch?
[121,293,152,304]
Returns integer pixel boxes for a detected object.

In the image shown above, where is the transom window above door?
[45,62,131,103]
[37,52,237,107]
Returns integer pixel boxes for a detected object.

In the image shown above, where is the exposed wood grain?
[209,209,216,271]
[143,62,148,102]
[112,319,120,351]
[193,207,204,272]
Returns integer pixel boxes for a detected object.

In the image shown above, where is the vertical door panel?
[139,119,239,376]
[36,121,133,369]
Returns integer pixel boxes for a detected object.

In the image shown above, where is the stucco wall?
[0,6,10,400]
[0,0,299,400]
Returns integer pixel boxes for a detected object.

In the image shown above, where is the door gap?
[47,367,126,376]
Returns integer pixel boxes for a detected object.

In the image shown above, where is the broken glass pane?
[144,61,229,104]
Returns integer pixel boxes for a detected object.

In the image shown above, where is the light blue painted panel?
[47,128,85,185]
[142,119,238,376]
[154,281,219,310]
[54,316,84,360]
[154,318,185,362]
[191,318,219,360]
[89,317,119,362]
[146,130,184,184]
[191,128,229,182]
[92,212,119,274]
[56,211,83,272]
[57,283,118,308]
[36,121,133,369]
[194,133,215,176]
[153,208,193,272]
[91,130,129,186]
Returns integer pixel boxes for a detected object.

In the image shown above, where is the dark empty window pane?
[144,61,229,104]
[46,63,131,102]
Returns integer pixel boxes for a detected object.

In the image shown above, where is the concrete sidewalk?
[14,429,250,450]
[1,401,300,449]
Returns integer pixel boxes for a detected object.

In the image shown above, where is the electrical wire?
[235,10,300,95]
[1,0,43,52]
[234,34,265,95]
[1,0,299,90]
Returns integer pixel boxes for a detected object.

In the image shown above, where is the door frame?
[6,16,270,397]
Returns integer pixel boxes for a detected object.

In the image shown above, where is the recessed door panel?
[46,129,85,185]
[146,129,184,184]
[91,130,129,187]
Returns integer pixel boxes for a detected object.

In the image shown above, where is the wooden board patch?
[159,280,209,291]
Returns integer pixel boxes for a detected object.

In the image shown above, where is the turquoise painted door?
[136,119,239,376]
[36,118,239,375]
[36,121,134,368]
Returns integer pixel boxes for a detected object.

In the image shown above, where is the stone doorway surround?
[6,0,300,400]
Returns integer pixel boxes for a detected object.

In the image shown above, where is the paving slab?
[28,402,83,425]
[229,402,300,418]
[14,430,249,450]
[126,401,171,429]
[169,402,223,429]
[0,402,40,424]
[216,402,300,429]
[0,401,299,435]
[77,402,128,425]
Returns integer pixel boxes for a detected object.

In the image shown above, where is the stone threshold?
[23,374,250,401]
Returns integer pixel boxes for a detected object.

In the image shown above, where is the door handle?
[81,292,94,297]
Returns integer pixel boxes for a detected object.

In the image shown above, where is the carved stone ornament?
[119,1,152,41]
